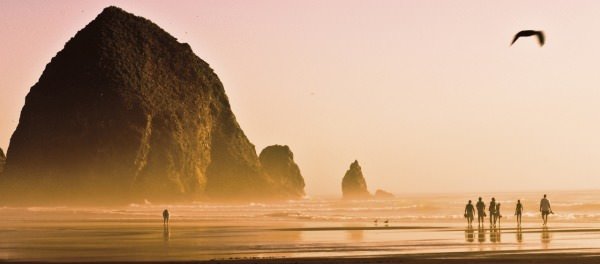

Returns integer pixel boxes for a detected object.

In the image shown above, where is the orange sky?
[2,0,600,195]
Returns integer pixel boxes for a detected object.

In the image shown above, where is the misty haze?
[1,1,600,264]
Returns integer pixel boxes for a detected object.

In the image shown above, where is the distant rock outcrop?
[341,160,371,199]
[374,189,395,199]
[259,145,305,198]
[1,6,296,204]
[0,148,5,174]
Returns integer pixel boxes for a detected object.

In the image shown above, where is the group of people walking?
[464,194,553,227]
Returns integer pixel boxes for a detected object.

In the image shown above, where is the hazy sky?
[2,0,600,195]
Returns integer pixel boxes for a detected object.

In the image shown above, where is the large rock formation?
[259,145,305,198]
[0,148,5,174]
[341,160,371,199]
[1,6,299,204]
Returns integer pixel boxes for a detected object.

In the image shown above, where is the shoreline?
[2,195,599,263]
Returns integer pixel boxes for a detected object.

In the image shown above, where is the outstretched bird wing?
[510,33,522,46]
[536,31,545,46]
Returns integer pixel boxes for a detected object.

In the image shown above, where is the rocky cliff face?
[1,6,288,204]
[341,160,371,199]
[0,148,5,174]
[259,145,305,198]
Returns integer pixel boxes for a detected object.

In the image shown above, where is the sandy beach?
[3,2,600,263]
[201,251,600,264]
[199,252,600,264]
[2,192,600,263]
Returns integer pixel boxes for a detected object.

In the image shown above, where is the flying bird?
[510,30,545,46]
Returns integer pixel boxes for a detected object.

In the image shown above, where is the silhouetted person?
[515,200,523,226]
[489,197,497,227]
[163,209,170,226]
[476,197,486,226]
[464,200,475,226]
[540,194,552,225]
[511,30,545,46]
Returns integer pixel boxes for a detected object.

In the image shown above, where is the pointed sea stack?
[259,145,305,198]
[1,6,289,204]
[341,160,371,199]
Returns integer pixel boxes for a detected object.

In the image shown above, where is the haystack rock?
[1,6,295,204]
[0,148,5,174]
[374,189,395,199]
[341,160,371,199]
[259,145,305,198]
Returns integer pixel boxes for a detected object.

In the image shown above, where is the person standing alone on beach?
[476,197,486,227]
[163,209,170,226]
[540,194,552,226]
[515,200,523,226]
[489,197,497,227]
[464,200,475,226]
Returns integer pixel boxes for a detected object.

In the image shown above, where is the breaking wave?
[2,191,600,223]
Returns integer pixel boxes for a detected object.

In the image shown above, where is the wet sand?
[199,253,600,264]
[3,252,600,264]
[198,253,600,264]
[3,217,600,262]
[3,193,600,263]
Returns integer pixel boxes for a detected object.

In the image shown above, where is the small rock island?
[341,160,371,199]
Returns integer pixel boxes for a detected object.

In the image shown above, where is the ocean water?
[2,190,600,261]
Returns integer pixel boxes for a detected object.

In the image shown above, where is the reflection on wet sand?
[163,225,170,242]
[490,227,501,243]
[470,227,505,243]
[477,227,485,243]
[465,227,475,242]
[466,226,555,246]
[347,229,364,241]
[542,227,552,248]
